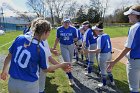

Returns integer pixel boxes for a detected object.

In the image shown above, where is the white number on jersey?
[14,46,31,68]
[64,36,69,40]
[107,39,110,48]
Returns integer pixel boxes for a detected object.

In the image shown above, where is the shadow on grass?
[44,77,59,93]
[72,77,96,93]
[113,79,129,93]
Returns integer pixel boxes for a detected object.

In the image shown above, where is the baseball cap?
[63,18,71,23]
[124,8,140,15]
[82,21,90,26]
[92,26,103,31]
[79,26,84,30]
[92,21,103,31]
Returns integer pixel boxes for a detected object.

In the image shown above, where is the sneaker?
[69,79,74,86]
[110,81,115,86]
[72,61,77,64]
[98,83,107,90]
[85,72,92,76]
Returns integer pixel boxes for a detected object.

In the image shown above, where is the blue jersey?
[125,22,140,59]
[9,35,47,82]
[57,26,77,45]
[97,34,112,53]
[83,28,96,47]
[23,27,30,34]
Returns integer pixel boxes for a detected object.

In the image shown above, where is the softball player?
[39,41,61,93]
[73,22,82,62]
[53,18,77,85]
[79,26,85,61]
[27,18,61,93]
[85,22,114,88]
[107,5,140,93]
[0,19,71,93]
[82,21,97,74]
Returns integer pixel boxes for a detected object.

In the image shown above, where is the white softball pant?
[127,59,140,92]
[60,44,74,62]
[98,52,112,75]
[88,44,97,63]
[39,69,46,92]
[8,77,39,93]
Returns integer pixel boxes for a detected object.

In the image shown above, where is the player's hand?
[61,62,72,72]
[107,60,116,72]
[0,71,8,80]
[50,48,60,56]
[79,49,84,54]
[84,49,89,55]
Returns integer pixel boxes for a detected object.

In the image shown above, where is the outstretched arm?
[107,47,131,71]
[48,56,71,72]
[49,56,59,65]
[113,47,131,63]
[53,38,59,49]
[1,53,12,80]
[43,62,71,73]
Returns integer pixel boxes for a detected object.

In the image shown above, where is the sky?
[0,0,139,17]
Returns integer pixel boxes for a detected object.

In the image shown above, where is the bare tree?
[89,0,109,22]
[45,0,71,24]
[101,0,109,22]
[64,1,78,19]
[26,0,47,17]
[53,0,70,24]
[44,0,55,25]
[27,0,70,25]
[119,0,130,9]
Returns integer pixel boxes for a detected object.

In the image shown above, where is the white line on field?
[112,47,122,52]
[0,40,14,48]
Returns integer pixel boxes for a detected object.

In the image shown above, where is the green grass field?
[104,26,128,38]
[0,26,130,93]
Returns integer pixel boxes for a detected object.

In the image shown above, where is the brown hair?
[96,21,103,29]
[31,17,44,32]
[25,18,51,53]
[131,5,140,21]
[82,21,92,28]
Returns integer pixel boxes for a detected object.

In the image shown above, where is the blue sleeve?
[9,37,19,54]
[85,32,89,47]
[39,49,47,69]
[73,28,77,38]
[89,31,93,40]
[56,29,60,38]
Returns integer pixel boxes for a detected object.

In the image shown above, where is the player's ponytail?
[32,18,51,53]
[24,18,51,54]
[96,21,103,32]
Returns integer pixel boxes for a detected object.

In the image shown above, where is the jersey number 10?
[14,46,31,68]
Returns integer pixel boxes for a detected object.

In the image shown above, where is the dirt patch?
[111,37,127,64]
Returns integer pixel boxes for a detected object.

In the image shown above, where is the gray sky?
[0,0,139,16]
